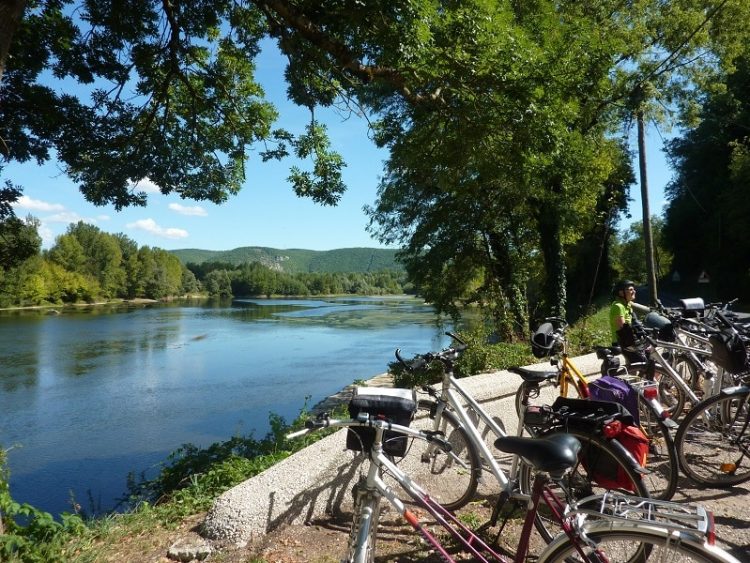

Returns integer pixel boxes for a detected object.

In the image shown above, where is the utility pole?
[637,109,659,306]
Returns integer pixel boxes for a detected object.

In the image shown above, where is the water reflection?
[0,297,450,517]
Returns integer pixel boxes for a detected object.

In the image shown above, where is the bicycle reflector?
[643,385,658,400]
[720,462,737,474]
[602,420,623,438]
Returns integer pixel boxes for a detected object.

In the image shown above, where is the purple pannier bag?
[589,375,640,426]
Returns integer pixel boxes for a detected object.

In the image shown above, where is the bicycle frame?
[289,415,731,563]
[295,417,609,562]
[557,353,591,399]
[432,371,513,489]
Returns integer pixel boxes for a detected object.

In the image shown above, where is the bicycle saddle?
[494,434,581,475]
[507,366,558,383]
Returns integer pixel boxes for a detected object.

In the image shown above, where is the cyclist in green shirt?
[609,279,646,364]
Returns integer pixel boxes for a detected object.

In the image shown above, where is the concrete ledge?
[201,353,601,546]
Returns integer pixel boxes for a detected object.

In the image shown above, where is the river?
[0,297,453,517]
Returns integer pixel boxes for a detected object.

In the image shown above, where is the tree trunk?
[486,232,529,340]
[637,110,659,305]
[537,194,567,319]
[0,0,26,87]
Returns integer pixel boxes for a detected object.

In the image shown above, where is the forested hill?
[169,247,402,273]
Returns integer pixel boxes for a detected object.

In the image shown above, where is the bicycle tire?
[344,483,380,563]
[540,521,737,563]
[637,395,679,500]
[675,388,750,487]
[627,364,687,420]
[403,399,481,511]
[519,428,650,544]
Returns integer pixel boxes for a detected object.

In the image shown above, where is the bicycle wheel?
[519,428,650,543]
[628,364,687,420]
[344,482,380,563]
[637,395,679,500]
[540,521,736,563]
[403,400,481,511]
[675,388,750,487]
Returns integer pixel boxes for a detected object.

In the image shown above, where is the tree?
[4,1,750,330]
[664,51,750,300]
[612,217,673,287]
[0,208,41,270]
[1,1,345,212]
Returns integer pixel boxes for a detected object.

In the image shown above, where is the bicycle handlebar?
[395,332,468,371]
[284,415,454,452]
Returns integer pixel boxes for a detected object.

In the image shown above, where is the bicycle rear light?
[643,386,658,400]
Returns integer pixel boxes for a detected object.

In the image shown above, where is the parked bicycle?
[395,333,652,542]
[287,404,738,563]
[510,318,678,501]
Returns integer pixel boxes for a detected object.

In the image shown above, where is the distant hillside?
[169,246,403,273]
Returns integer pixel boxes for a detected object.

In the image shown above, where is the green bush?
[390,327,535,388]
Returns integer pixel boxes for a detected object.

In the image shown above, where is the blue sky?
[6,41,673,252]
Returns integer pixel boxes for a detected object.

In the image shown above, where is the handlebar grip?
[286,428,311,439]
[445,331,467,346]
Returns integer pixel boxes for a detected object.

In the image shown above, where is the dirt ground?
[146,472,750,563]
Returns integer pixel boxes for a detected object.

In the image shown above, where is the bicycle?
[670,310,750,487]
[483,318,677,502]
[395,333,652,542]
[286,409,739,563]
[673,381,750,487]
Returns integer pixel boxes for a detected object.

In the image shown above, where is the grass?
[0,308,613,562]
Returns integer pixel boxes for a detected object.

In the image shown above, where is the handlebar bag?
[346,387,417,457]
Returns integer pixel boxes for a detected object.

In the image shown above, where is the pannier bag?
[531,322,558,358]
[346,387,417,457]
[709,329,749,374]
[580,424,649,491]
[547,396,647,491]
[589,375,640,426]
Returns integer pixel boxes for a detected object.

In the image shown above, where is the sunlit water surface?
[0,297,452,516]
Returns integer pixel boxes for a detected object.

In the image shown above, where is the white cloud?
[12,196,65,212]
[169,203,207,217]
[127,177,162,194]
[126,218,189,239]
[45,211,87,224]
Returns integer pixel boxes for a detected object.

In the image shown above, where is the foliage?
[611,217,673,285]
[663,51,750,302]
[1,1,344,210]
[189,260,407,297]
[172,246,403,274]
[390,327,534,389]
[565,308,612,354]
[0,221,198,307]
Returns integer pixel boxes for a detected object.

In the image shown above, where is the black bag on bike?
[547,396,646,491]
[346,387,417,457]
[644,312,675,342]
[531,322,558,358]
[709,329,749,374]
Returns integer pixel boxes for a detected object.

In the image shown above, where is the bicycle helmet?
[612,279,636,296]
